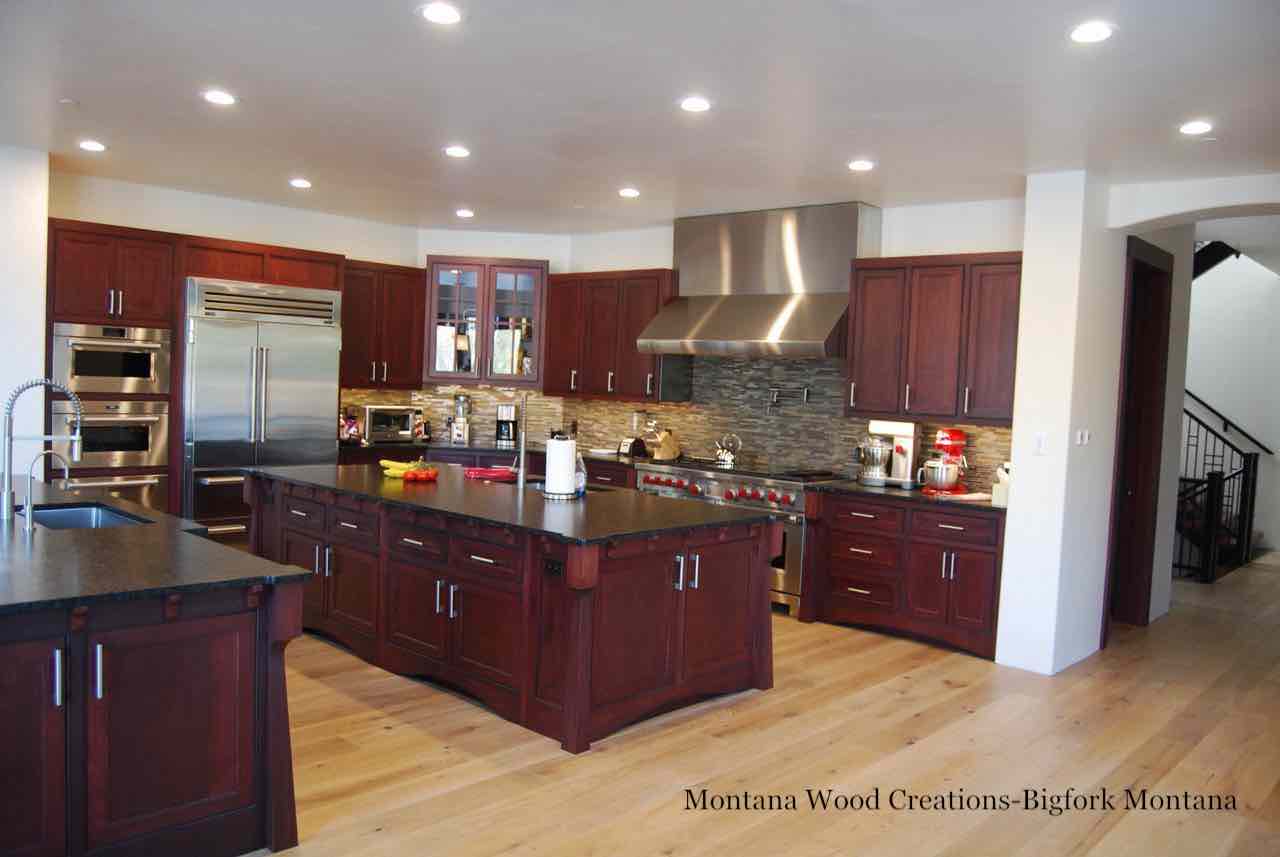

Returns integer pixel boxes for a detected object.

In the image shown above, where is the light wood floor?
[276,557,1280,857]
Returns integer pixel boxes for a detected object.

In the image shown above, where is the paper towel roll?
[545,437,579,497]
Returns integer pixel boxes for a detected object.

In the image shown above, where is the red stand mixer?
[917,428,970,495]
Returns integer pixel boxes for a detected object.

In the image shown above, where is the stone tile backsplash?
[340,356,1012,490]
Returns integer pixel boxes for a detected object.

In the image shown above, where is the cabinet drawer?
[828,531,901,572]
[585,461,632,487]
[453,537,522,580]
[828,574,898,612]
[911,509,998,546]
[281,496,325,533]
[825,497,905,536]
[452,518,525,548]
[387,518,448,563]
[327,506,380,546]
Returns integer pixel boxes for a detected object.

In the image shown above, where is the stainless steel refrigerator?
[182,277,342,528]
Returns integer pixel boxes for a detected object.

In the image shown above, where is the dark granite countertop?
[255,463,773,545]
[341,439,638,467]
[812,480,1007,515]
[0,482,310,616]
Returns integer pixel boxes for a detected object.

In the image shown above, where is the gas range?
[635,457,838,511]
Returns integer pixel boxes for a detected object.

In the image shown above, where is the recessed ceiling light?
[202,89,237,106]
[1070,20,1113,43]
[78,139,106,152]
[444,144,470,158]
[57,97,78,106]
[455,208,475,218]
[1179,119,1213,136]
[420,2,461,24]
[847,159,875,172]
[618,187,640,199]
[289,177,312,189]
[680,95,711,113]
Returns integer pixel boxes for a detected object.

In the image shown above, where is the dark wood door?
[903,265,965,417]
[282,529,325,626]
[327,543,379,640]
[0,638,66,857]
[116,237,174,325]
[379,268,427,388]
[615,275,662,399]
[903,543,949,623]
[426,263,486,382]
[267,253,340,290]
[848,267,908,414]
[544,278,583,396]
[449,577,521,689]
[52,229,116,322]
[581,281,621,395]
[947,548,999,633]
[339,267,379,388]
[384,560,449,662]
[682,540,754,679]
[483,265,544,387]
[590,553,679,706]
[86,613,256,849]
[962,264,1021,422]
[181,241,267,281]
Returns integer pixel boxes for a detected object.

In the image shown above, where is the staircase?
[1175,391,1271,582]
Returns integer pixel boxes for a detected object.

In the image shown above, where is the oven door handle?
[66,415,162,424]
[65,478,162,488]
[66,339,164,351]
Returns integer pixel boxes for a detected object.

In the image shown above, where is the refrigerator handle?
[258,347,270,443]
[248,346,259,441]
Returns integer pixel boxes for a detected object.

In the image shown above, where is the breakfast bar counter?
[247,463,780,753]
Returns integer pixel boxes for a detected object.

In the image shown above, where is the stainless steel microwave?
[51,400,170,471]
[51,323,171,396]
[363,406,423,443]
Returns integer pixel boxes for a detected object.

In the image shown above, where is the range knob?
[689,484,701,496]
[767,491,778,502]
[643,475,655,484]
[724,489,736,500]
[750,488,762,500]
[663,478,674,486]
[675,479,686,488]
[781,494,794,505]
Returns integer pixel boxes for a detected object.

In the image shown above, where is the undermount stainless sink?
[18,503,150,529]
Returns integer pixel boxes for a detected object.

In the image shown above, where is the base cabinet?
[0,638,66,857]
[450,578,521,690]
[384,560,449,662]
[682,538,754,679]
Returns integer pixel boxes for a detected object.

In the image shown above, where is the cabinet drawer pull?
[401,536,425,547]
[94,643,104,700]
[370,361,377,382]
[338,521,359,530]
[938,523,966,531]
[206,523,248,535]
[849,512,876,519]
[645,373,654,396]
[53,648,64,708]
[469,554,496,565]
[382,361,388,382]
[199,475,245,486]
[905,383,912,411]
[846,587,872,596]
[607,370,615,393]
[848,547,873,556]
[435,579,443,614]
[594,475,613,483]
[964,386,971,415]
[289,509,310,518]
[570,369,578,391]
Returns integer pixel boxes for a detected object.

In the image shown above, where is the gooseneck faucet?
[26,451,70,533]
[2,379,83,522]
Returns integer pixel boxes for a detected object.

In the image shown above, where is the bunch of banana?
[380,458,437,481]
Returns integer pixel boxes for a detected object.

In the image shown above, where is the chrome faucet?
[2,379,83,522]
[25,451,70,532]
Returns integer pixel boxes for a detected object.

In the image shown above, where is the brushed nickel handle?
[674,554,685,591]
[846,587,872,596]
[289,509,310,518]
[469,554,495,564]
[71,477,161,488]
[249,346,260,441]
[313,544,320,573]
[848,547,873,556]
[117,289,124,316]
[324,545,332,577]
[570,369,578,391]
[206,523,247,535]
[448,583,458,619]
[941,552,948,579]
[849,512,876,519]
[646,373,654,396]
[905,384,912,412]
[691,553,700,589]
[371,361,377,382]
[938,523,966,531]
[199,475,245,486]
[338,521,359,530]
[53,648,64,708]
[594,475,613,483]
[435,579,443,614]
[401,536,425,547]
[849,381,856,408]
[94,643,104,700]
[382,361,388,382]
[607,370,615,393]
[67,338,163,351]
[964,386,971,415]
[949,552,957,580]
[107,289,115,317]
[258,347,270,442]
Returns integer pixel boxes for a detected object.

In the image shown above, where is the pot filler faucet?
[1,379,84,523]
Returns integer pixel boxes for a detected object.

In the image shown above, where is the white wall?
[879,198,1025,256]
[1109,173,1280,231]
[1185,254,1280,550]
[1141,225,1196,622]
[568,226,673,271]
[0,147,51,470]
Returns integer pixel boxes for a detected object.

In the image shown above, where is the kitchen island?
[246,463,780,753]
[0,482,309,857]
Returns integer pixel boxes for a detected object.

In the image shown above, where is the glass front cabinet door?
[426,258,546,388]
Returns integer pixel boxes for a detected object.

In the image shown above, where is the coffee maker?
[448,394,472,446]
[860,420,922,489]
[495,403,518,448]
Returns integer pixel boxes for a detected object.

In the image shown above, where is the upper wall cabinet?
[50,220,176,327]
[846,253,1021,425]
[340,260,426,389]
[179,236,343,291]
[424,256,548,389]
[543,269,690,402]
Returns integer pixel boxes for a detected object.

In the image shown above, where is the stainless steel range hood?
[637,201,880,358]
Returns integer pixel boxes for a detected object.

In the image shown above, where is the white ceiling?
[2,0,1278,233]
[1196,215,1280,277]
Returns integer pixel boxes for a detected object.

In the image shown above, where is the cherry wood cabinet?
[0,638,66,857]
[816,493,1005,658]
[681,538,754,679]
[180,235,342,290]
[383,560,449,662]
[340,260,426,389]
[326,542,379,641]
[86,613,257,849]
[543,279,583,396]
[50,222,176,326]
[425,256,548,389]
[589,550,680,707]
[283,529,326,627]
[581,281,621,395]
[615,275,665,398]
[847,253,1021,425]
[450,577,522,690]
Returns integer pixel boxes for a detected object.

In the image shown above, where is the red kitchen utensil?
[464,467,518,482]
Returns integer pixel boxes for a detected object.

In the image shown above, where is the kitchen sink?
[18,503,151,529]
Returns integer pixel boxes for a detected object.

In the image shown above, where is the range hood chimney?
[637,201,880,359]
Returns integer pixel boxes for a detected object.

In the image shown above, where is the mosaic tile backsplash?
[341,357,1012,490]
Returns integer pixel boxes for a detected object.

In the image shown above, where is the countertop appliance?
[449,393,472,445]
[51,400,168,471]
[52,323,171,396]
[182,277,341,523]
[920,427,970,495]
[364,405,423,444]
[862,419,921,489]
[496,403,518,449]
[636,457,838,615]
[857,436,892,487]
